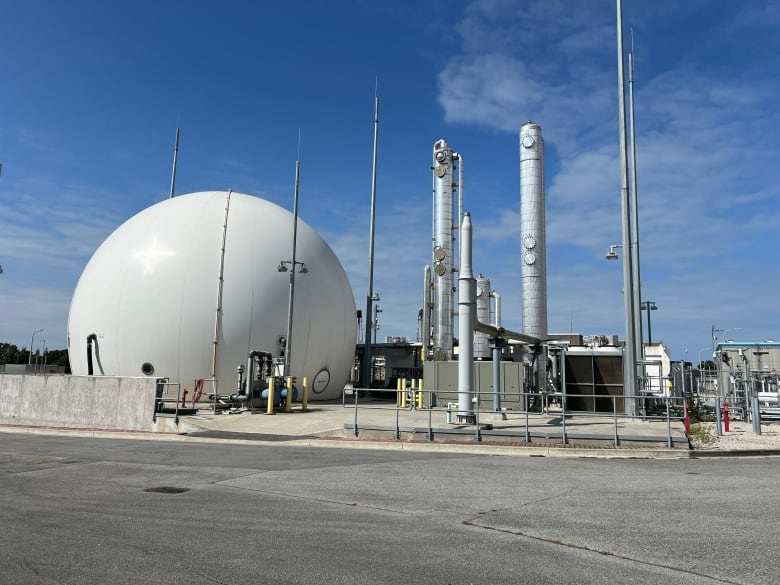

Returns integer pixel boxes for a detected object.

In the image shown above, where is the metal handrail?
[342,386,686,446]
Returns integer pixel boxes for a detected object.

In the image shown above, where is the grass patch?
[688,422,714,446]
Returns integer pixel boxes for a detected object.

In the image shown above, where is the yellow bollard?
[400,378,407,408]
[266,377,276,415]
[416,378,424,408]
[396,378,402,407]
[302,377,308,411]
[285,376,293,413]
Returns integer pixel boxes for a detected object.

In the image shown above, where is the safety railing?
[153,378,182,424]
[342,384,688,448]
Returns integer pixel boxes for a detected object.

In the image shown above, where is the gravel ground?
[691,419,780,451]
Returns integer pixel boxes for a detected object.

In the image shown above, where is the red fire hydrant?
[683,400,691,434]
[723,402,730,433]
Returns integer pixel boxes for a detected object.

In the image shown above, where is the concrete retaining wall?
[0,374,174,432]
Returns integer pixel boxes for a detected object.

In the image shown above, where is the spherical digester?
[68,191,356,400]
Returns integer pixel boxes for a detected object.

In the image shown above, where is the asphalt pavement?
[1,432,777,585]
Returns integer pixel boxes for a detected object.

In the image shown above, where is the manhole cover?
[144,486,190,494]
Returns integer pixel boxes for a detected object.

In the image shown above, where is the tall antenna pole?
[284,132,302,377]
[169,127,180,199]
[628,35,644,368]
[362,88,380,390]
[617,0,638,416]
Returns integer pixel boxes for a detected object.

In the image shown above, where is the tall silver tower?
[431,138,459,360]
[519,121,548,352]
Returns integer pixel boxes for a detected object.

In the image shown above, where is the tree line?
[0,342,70,368]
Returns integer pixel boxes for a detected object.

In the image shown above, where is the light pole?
[277,260,307,376]
[711,325,724,356]
[362,93,380,391]
[38,339,46,371]
[639,301,657,344]
[279,141,305,379]
[723,327,742,342]
[28,329,43,365]
[616,0,639,417]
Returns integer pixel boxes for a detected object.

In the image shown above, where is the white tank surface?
[68,190,356,400]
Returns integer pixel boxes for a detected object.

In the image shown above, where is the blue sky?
[1,0,779,363]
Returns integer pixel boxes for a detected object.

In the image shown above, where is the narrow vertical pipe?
[422,265,431,354]
[362,96,380,390]
[455,152,464,273]
[169,128,180,199]
[491,291,502,413]
[616,0,638,416]
[284,154,301,377]
[628,49,644,375]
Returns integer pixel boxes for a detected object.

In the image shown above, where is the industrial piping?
[86,334,97,376]
[490,290,503,413]
[85,333,105,376]
[421,264,431,348]
[458,213,541,421]
[230,351,273,406]
[474,274,491,359]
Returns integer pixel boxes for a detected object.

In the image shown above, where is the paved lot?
[1,432,777,584]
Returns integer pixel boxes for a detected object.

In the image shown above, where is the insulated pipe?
[453,151,464,273]
[86,334,97,376]
[491,291,502,412]
[457,212,476,421]
[456,153,464,237]
[474,321,540,346]
[474,275,491,359]
[422,265,431,352]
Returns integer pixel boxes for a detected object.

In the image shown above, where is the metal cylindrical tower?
[474,274,491,359]
[458,212,476,421]
[432,138,456,360]
[519,122,548,341]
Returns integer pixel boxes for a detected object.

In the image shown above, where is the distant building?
[714,341,780,415]
[643,342,671,396]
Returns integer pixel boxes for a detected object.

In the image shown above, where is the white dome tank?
[68,191,356,400]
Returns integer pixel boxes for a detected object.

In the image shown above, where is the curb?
[690,448,780,458]
[1,425,688,458]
